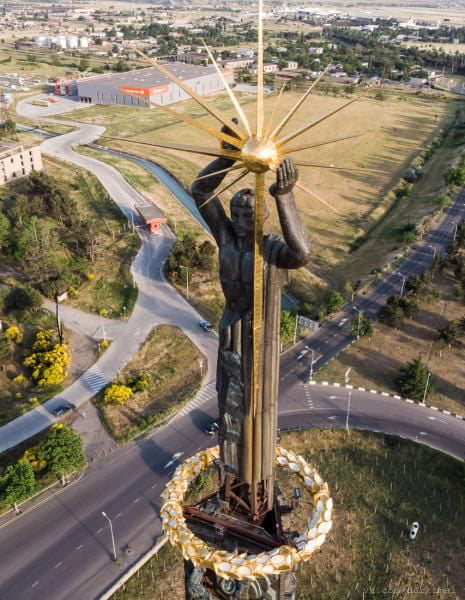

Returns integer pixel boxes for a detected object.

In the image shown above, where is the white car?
[199,320,213,332]
[409,522,419,540]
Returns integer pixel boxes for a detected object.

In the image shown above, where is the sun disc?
[241,137,281,174]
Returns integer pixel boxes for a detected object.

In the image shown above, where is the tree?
[4,286,43,312]
[438,321,460,348]
[379,303,405,329]
[0,213,10,249]
[38,425,86,483]
[343,279,355,302]
[324,291,344,315]
[397,356,431,401]
[405,275,424,295]
[280,310,296,343]
[435,193,452,211]
[0,335,14,369]
[0,459,36,513]
[196,240,215,271]
[351,310,373,338]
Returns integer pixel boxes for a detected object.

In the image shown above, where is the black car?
[53,403,73,417]
[204,421,219,436]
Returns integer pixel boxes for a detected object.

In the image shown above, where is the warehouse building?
[75,63,235,108]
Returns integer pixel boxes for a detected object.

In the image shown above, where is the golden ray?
[101,136,241,160]
[277,99,357,148]
[282,132,371,155]
[264,83,287,139]
[121,90,244,150]
[202,42,252,138]
[193,164,244,182]
[256,0,264,137]
[270,66,331,141]
[294,160,382,174]
[133,48,246,141]
[294,180,342,215]
[199,169,250,208]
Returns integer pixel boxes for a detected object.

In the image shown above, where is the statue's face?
[231,204,254,238]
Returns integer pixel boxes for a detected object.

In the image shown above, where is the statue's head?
[230,189,269,238]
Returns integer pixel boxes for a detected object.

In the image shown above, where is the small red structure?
[136,205,167,234]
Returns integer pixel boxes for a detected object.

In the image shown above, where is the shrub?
[23,330,70,387]
[5,325,22,343]
[4,286,42,312]
[103,384,133,405]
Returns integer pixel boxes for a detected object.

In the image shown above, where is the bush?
[397,356,431,401]
[38,424,86,478]
[4,286,42,312]
[23,330,70,387]
[103,384,133,405]
[4,325,22,343]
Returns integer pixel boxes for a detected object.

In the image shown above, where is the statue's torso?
[219,240,254,314]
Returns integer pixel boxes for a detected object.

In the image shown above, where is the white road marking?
[115,512,122,519]
[427,416,448,425]
[164,452,184,469]
[419,432,427,436]
[54,562,62,569]
[96,528,103,534]
[328,416,338,420]
[32,582,39,588]
[76,545,84,551]
[133,498,140,503]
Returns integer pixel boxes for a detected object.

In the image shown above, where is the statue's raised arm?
[191,120,240,245]
[269,158,312,269]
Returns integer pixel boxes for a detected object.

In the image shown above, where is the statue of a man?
[192,124,311,503]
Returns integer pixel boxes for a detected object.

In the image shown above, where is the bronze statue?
[192,125,311,513]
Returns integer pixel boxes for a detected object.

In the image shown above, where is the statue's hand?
[270,158,299,197]
[221,117,240,152]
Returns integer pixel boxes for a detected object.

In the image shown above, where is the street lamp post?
[451,221,458,242]
[180,265,189,299]
[293,313,299,345]
[101,511,117,561]
[399,272,407,297]
[308,348,315,383]
[422,371,431,403]
[345,391,352,435]
[428,245,437,261]
[353,306,362,339]
[99,314,106,342]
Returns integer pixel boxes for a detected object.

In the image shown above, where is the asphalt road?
[2,96,464,600]
[0,381,463,600]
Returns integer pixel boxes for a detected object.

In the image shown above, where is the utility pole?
[345,368,351,435]
[399,272,407,297]
[422,371,431,403]
[353,306,362,339]
[180,265,189,298]
[451,221,458,241]
[101,512,117,561]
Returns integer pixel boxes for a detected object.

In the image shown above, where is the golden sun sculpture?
[111,0,379,467]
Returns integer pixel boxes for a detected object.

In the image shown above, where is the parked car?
[204,421,219,436]
[199,320,213,332]
[409,522,419,540]
[53,403,73,417]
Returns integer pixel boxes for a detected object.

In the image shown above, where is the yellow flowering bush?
[23,445,47,472]
[5,325,22,343]
[103,384,133,405]
[24,330,70,387]
[12,374,26,385]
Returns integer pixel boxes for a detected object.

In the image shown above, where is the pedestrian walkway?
[176,381,217,417]
[82,366,110,395]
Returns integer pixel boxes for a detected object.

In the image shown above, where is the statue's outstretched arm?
[191,121,239,244]
[270,159,311,269]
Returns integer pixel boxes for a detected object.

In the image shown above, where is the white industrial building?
[74,63,235,108]
[0,143,43,186]
[36,36,89,49]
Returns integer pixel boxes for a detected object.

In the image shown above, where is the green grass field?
[109,429,465,600]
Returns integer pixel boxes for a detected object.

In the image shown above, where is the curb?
[307,381,465,422]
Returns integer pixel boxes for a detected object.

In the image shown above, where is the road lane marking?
[97,528,103,534]
[115,512,122,519]
[76,545,84,551]
[54,562,62,569]
[133,498,140,503]
[32,582,39,588]
[164,452,184,469]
